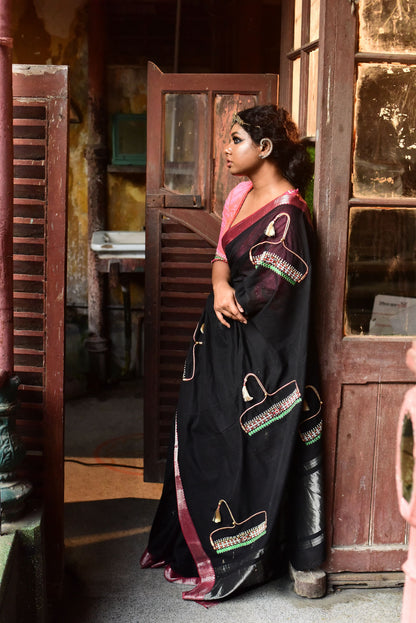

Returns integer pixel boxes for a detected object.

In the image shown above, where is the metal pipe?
[86,0,108,385]
[0,0,14,376]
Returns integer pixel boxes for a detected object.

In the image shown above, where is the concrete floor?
[59,379,404,623]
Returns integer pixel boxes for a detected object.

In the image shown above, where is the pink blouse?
[213,181,253,262]
[213,181,300,263]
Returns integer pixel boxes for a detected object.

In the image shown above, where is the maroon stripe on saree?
[173,416,216,600]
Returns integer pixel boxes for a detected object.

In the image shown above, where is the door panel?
[313,0,415,575]
[330,382,410,571]
[12,65,68,596]
[333,384,378,547]
[373,384,408,545]
[144,63,278,481]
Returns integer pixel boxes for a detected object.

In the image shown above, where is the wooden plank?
[372,384,409,545]
[327,571,405,590]
[12,66,68,601]
[13,178,46,186]
[333,384,377,546]
[13,274,44,282]
[13,292,44,300]
[43,90,67,597]
[279,0,294,109]
[143,209,163,482]
[13,118,46,127]
[340,340,415,384]
[13,254,44,262]
[12,65,68,98]
[327,547,407,573]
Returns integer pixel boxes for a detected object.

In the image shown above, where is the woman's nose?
[225,143,232,154]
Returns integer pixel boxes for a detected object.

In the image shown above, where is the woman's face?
[224,123,262,177]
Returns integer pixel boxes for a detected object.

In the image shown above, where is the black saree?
[141,190,325,602]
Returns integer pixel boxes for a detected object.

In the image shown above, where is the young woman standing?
[141,105,325,603]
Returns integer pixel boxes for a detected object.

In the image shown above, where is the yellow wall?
[107,66,147,235]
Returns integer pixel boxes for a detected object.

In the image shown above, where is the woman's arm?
[212,260,247,328]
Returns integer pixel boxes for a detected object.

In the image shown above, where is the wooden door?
[314,1,413,575]
[144,62,278,481]
[12,65,68,597]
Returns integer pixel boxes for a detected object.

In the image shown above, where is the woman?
[141,105,325,602]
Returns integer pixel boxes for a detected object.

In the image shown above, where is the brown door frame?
[313,1,413,572]
[13,64,68,598]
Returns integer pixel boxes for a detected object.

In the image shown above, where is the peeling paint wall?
[11,2,148,387]
[13,0,90,307]
[107,65,147,235]
[12,3,148,307]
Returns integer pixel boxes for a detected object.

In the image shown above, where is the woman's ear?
[259,138,273,159]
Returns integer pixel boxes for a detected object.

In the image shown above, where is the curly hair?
[235,105,313,196]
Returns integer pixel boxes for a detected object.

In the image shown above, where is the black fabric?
[144,193,325,600]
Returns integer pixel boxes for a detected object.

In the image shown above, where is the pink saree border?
[173,416,216,601]
[222,189,310,251]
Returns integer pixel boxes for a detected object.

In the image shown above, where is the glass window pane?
[164,93,207,195]
[294,0,302,49]
[310,0,320,41]
[292,57,301,126]
[212,93,258,218]
[353,64,416,198]
[359,0,416,53]
[307,49,319,137]
[345,208,416,336]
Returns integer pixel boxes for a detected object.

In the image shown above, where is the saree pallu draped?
[141,190,325,602]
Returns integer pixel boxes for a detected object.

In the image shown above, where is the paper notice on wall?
[369,294,416,336]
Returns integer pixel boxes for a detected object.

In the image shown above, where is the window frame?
[344,1,416,337]
[280,0,319,138]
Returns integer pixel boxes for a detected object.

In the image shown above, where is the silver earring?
[259,138,271,159]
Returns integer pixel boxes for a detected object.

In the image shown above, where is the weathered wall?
[13,0,90,307]
[107,65,147,234]
[12,1,147,306]
[12,1,148,388]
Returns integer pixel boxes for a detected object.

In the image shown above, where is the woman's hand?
[212,261,247,328]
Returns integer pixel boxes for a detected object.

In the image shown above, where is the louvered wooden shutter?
[157,215,214,458]
[13,102,47,487]
[12,65,68,596]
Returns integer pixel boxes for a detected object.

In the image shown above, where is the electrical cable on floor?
[64,458,143,470]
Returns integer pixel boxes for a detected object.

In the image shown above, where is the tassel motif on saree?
[298,385,323,446]
[240,376,302,436]
[252,251,305,285]
[182,322,204,381]
[264,220,276,237]
[300,420,323,445]
[242,380,253,402]
[210,499,267,554]
[251,212,309,286]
